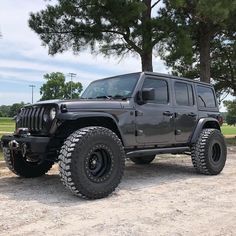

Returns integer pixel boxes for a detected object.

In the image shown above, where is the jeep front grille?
[17,106,46,132]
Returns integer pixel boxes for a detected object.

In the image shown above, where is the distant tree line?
[224,100,236,126]
[0,102,25,117]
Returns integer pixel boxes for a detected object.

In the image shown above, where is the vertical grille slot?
[25,108,31,128]
[16,106,48,133]
[39,107,45,130]
[30,108,36,130]
[35,108,40,131]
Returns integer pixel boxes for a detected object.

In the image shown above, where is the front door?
[135,76,175,145]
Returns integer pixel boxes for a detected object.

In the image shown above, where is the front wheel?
[191,129,227,175]
[58,127,125,199]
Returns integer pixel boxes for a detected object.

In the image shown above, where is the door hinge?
[135,110,143,117]
[175,130,181,135]
[135,130,144,136]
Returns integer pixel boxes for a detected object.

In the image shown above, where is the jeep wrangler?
[1,72,227,199]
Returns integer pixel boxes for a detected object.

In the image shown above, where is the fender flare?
[56,111,124,141]
[57,111,119,122]
[190,117,220,144]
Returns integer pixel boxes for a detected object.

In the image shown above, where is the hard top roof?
[143,71,213,87]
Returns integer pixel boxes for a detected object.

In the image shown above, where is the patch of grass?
[0,117,14,162]
[0,117,15,134]
[0,117,14,123]
[221,124,236,136]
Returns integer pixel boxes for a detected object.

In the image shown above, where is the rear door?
[173,80,198,143]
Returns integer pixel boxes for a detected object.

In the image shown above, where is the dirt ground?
[0,147,235,236]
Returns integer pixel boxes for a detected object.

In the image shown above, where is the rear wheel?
[191,129,227,175]
[58,126,125,199]
[130,155,155,165]
[3,148,53,178]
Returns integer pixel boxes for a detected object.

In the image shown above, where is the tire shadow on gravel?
[0,156,214,206]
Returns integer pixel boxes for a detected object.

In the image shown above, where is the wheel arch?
[190,118,221,144]
[56,113,124,144]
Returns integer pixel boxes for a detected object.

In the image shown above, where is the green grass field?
[221,124,236,136]
[0,117,15,136]
[0,118,14,161]
[0,118,235,161]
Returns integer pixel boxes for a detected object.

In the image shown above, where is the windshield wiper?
[80,97,94,99]
[96,95,113,100]
[110,95,130,100]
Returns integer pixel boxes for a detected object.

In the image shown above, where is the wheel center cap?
[92,160,97,165]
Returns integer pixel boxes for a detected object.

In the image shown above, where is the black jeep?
[1,72,227,199]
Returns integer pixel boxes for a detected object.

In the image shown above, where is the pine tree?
[29,0,165,72]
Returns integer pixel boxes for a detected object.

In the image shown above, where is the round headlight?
[43,113,49,122]
[50,107,57,120]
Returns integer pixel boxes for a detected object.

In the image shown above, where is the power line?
[68,73,77,99]
[29,85,36,104]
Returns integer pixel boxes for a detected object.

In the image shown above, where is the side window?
[175,82,189,106]
[197,86,216,108]
[175,82,194,106]
[187,84,194,106]
[142,78,168,104]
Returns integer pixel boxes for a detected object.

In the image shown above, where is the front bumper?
[1,134,50,154]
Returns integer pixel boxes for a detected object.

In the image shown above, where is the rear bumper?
[1,134,50,154]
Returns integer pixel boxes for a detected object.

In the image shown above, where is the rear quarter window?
[197,85,216,108]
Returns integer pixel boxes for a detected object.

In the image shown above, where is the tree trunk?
[141,0,153,72]
[199,26,211,83]
[141,51,153,71]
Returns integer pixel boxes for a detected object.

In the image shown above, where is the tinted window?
[197,86,216,108]
[175,82,189,106]
[175,82,194,106]
[143,78,168,104]
[188,84,194,105]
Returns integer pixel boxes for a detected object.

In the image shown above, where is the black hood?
[34,99,124,110]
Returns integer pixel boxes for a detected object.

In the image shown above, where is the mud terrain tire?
[58,126,125,199]
[3,148,53,178]
[191,129,227,175]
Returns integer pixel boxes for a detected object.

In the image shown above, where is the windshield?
[81,73,140,99]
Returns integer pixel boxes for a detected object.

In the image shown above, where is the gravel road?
[0,147,236,236]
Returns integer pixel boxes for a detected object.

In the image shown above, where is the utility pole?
[29,85,36,104]
[68,73,76,99]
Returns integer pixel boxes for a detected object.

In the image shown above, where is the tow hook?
[8,140,19,151]
[21,143,27,157]
[8,141,28,157]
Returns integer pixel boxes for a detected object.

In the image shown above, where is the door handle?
[163,111,173,117]
[188,112,197,117]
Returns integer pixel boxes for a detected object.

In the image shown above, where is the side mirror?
[142,88,155,101]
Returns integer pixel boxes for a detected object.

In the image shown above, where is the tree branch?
[123,27,143,55]
[151,0,161,9]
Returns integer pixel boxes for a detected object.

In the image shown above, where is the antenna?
[68,73,77,99]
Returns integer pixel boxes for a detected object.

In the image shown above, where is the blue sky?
[0,0,168,105]
[0,0,233,111]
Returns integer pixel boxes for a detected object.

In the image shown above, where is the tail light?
[217,115,224,126]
